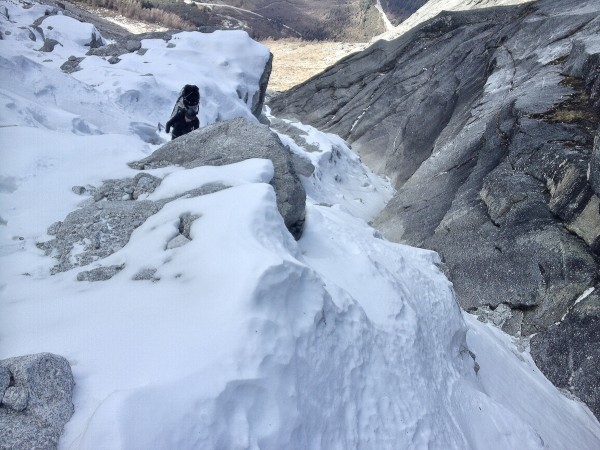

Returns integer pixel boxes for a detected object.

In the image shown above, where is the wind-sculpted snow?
[0,54,130,135]
[1,1,600,448]
[0,0,271,132]
[73,29,271,126]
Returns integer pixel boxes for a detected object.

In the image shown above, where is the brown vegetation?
[75,0,193,29]
[262,39,368,91]
[531,76,599,135]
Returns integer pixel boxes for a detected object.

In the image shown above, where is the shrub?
[74,0,194,29]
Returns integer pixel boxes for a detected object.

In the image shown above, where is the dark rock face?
[130,117,306,239]
[38,37,60,52]
[0,353,75,450]
[270,0,600,416]
[36,173,227,281]
[380,0,429,25]
[253,52,273,120]
[530,290,600,420]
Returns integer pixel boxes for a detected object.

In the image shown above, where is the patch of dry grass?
[262,39,368,91]
[77,0,190,30]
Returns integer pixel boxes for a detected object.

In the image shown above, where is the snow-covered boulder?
[130,117,307,239]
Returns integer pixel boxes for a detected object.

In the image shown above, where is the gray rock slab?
[0,353,74,450]
[133,267,159,281]
[92,173,161,201]
[76,264,124,282]
[130,117,306,239]
[38,38,61,52]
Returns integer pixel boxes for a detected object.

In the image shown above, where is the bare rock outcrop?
[0,353,74,450]
[130,117,306,239]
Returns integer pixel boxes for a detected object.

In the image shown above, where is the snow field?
[1,0,599,448]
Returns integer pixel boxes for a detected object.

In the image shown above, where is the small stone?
[72,186,86,195]
[60,57,84,73]
[178,213,200,239]
[2,386,28,411]
[133,267,158,281]
[166,234,191,249]
[125,39,141,52]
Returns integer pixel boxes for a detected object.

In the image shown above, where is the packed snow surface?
[1,1,600,448]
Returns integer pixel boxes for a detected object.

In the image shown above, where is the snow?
[1,0,600,448]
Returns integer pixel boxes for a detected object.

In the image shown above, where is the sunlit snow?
[1,0,599,448]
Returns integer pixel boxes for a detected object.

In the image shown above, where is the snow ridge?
[1,1,599,448]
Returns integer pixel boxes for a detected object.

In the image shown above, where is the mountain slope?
[270,0,600,418]
[1,0,600,448]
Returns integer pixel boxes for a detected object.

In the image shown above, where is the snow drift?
[0,0,599,448]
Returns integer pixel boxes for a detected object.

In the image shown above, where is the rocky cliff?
[270,0,600,418]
